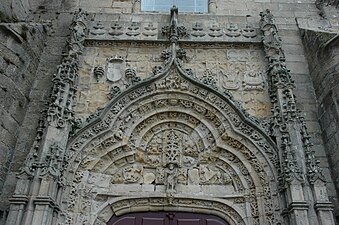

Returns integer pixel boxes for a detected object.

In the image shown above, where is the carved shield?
[106,57,125,82]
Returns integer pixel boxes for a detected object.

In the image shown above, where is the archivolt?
[61,68,280,225]
[93,197,247,225]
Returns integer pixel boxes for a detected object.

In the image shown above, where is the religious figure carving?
[165,163,178,192]
[70,22,86,53]
[200,164,222,184]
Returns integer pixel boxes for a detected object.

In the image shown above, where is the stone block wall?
[0,22,47,222]
[302,29,339,219]
[0,3,70,224]
[0,0,45,22]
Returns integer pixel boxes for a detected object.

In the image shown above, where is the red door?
[107,212,229,225]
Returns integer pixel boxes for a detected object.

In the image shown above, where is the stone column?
[6,9,88,225]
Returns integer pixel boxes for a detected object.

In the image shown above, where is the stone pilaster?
[260,9,335,225]
[6,9,88,225]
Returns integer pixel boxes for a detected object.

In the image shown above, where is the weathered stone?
[0,0,339,224]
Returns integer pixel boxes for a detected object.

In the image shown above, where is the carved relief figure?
[165,163,178,192]
[200,164,222,184]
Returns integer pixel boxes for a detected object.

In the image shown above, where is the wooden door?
[107,212,229,225]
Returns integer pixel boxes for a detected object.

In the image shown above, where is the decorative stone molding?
[94,197,247,225]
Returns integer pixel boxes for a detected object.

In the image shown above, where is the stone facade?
[0,0,339,225]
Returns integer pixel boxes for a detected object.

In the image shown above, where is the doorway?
[107,211,230,225]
